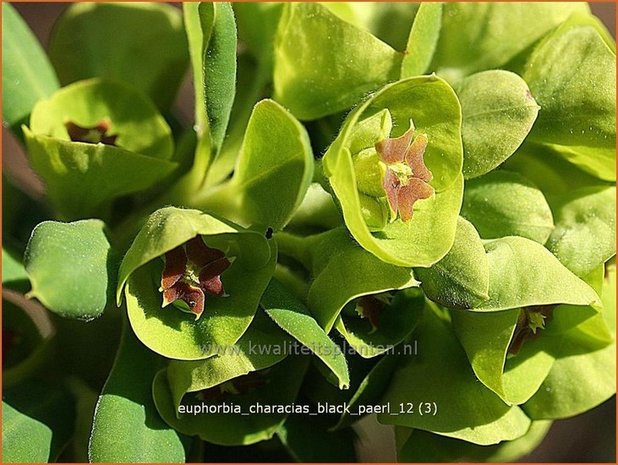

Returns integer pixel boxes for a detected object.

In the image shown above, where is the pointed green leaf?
[263,280,349,389]
[199,2,237,152]
[400,3,442,78]
[24,219,114,321]
[457,70,539,179]
[2,3,59,132]
[89,321,186,462]
[49,3,188,110]
[461,170,555,244]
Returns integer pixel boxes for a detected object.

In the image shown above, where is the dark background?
[4,2,617,463]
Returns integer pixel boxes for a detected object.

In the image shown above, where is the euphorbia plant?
[2,2,616,463]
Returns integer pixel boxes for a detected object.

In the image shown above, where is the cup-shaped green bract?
[23,78,177,219]
[117,207,276,361]
[322,75,463,267]
[335,288,424,359]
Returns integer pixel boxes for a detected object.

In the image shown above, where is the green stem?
[274,231,311,265]
[273,263,310,301]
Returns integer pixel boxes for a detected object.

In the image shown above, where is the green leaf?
[379,307,531,445]
[277,415,357,462]
[166,309,290,408]
[397,421,552,462]
[299,228,418,331]
[336,289,423,359]
[120,207,275,360]
[3,380,75,463]
[173,2,237,196]
[24,79,176,219]
[522,15,616,181]
[24,219,114,321]
[89,321,186,462]
[323,76,464,267]
[153,356,309,446]
[199,2,237,152]
[199,99,314,231]
[273,2,402,120]
[2,246,30,293]
[263,280,349,389]
[461,170,555,244]
[457,70,539,179]
[546,185,616,277]
[415,217,489,309]
[472,237,600,312]
[430,3,590,82]
[400,3,442,78]
[2,3,59,132]
[49,3,188,110]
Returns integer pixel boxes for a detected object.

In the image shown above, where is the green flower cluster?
[3,2,615,463]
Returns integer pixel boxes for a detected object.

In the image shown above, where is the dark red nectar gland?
[160,236,231,319]
[356,295,390,332]
[65,120,118,145]
[375,126,434,222]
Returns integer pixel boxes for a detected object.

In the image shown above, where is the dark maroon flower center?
[65,120,118,146]
[160,237,231,319]
[356,295,388,330]
[375,125,434,222]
